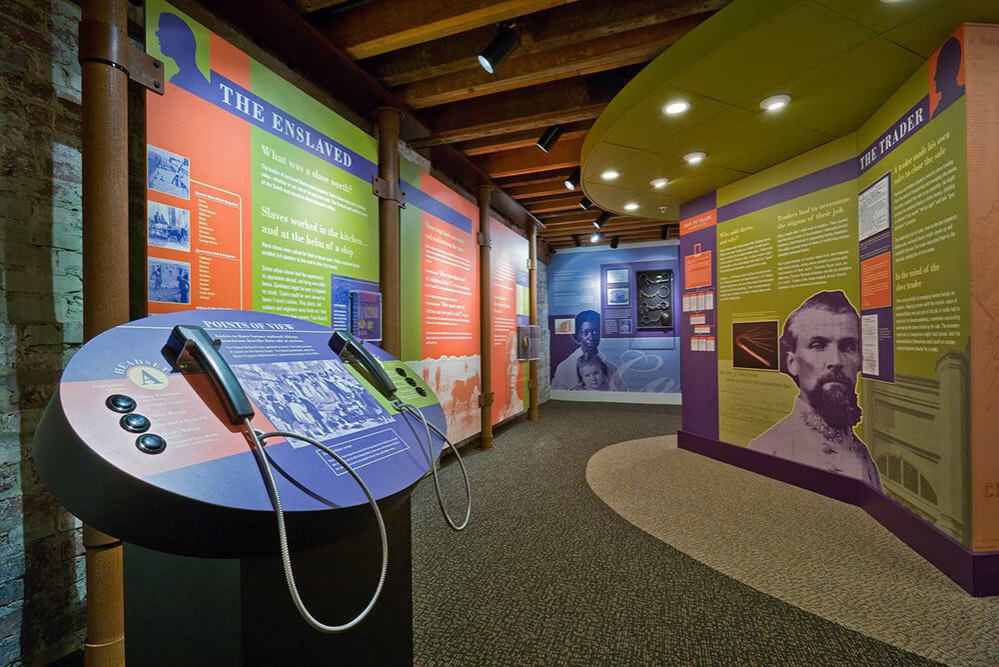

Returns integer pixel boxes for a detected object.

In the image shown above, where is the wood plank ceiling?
[284,0,731,251]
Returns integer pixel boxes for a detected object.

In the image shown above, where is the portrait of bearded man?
[749,290,882,491]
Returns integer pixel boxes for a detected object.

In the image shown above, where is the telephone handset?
[162,324,255,424]
[328,330,398,400]
[166,324,392,634]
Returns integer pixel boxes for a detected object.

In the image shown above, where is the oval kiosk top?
[34,309,446,557]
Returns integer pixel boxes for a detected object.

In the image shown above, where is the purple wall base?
[678,430,999,597]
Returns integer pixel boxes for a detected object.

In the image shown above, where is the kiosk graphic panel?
[34,310,445,557]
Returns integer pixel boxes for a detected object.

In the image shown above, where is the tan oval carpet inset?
[586,436,999,666]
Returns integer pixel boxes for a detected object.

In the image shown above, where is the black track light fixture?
[661,225,670,240]
[478,23,519,74]
[610,236,620,249]
[572,234,582,247]
[578,196,592,210]
[590,231,603,244]
[536,124,563,152]
[593,210,612,229]
[564,167,580,191]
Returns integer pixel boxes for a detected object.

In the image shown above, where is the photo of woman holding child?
[551,310,626,391]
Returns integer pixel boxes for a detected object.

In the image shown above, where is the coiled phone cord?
[394,401,472,531]
[245,420,388,633]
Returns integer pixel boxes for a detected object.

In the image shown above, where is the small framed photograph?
[147,144,191,200]
[607,287,630,306]
[605,268,629,284]
[554,317,575,334]
[147,201,191,252]
[148,257,192,304]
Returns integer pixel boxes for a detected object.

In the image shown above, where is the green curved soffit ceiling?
[581,0,999,223]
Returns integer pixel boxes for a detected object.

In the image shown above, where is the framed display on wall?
[636,269,672,329]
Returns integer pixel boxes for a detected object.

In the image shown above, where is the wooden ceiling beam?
[525,193,590,214]
[458,123,591,156]
[396,15,710,109]
[411,103,603,148]
[538,210,616,224]
[542,225,676,246]
[472,135,584,179]
[545,219,663,233]
[497,167,575,188]
[504,177,578,199]
[409,70,631,147]
[311,0,579,60]
[363,0,730,87]
[288,0,350,13]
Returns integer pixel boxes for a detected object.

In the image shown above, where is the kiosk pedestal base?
[124,499,413,666]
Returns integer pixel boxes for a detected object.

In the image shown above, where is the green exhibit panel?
[33,310,448,665]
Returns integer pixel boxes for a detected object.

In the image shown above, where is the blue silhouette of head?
[933,37,964,112]
[156,13,211,95]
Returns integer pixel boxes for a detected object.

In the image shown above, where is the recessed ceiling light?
[662,100,690,115]
[624,202,639,211]
[601,169,620,181]
[650,178,669,189]
[684,152,706,164]
[760,94,791,112]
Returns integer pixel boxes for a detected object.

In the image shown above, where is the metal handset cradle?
[329,330,398,400]
[162,324,255,424]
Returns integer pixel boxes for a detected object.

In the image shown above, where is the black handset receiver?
[163,324,255,424]
[328,330,397,400]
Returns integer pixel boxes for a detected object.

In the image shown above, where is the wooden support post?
[477,185,494,450]
[80,0,129,664]
[528,223,539,421]
[376,107,403,357]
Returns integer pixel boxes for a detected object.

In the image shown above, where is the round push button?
[106,394,136,413]
[405,377,417,387]
[136,433,166,455]
[395,367,408,377]
[415,387,427,397]
[120,413,151,433]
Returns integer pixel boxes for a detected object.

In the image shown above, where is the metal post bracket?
[372,175,407,207]
[129,43,166,95]
[477,232,492,248]
[78,19,165,94]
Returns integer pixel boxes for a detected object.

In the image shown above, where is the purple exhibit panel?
[680,198,719,440]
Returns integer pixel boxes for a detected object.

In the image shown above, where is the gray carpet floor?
[588,435,999,666]
[410,400,958,666]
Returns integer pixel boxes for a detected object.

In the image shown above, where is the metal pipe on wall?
[528,223,539,421]
[477,185,494,450]
[376,107,403,357]
[80,0,129,664]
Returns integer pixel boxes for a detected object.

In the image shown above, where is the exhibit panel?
[679,195,719,439]
[855,28,973,547]
[678,25,999,592]
[713,136,861,462]
[548,243,681,402]
[144,0,379,323]
[491,219,530,423]
[399,163,483,443]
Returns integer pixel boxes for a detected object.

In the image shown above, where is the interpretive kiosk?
[33,309,460,665]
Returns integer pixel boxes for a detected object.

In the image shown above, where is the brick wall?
[0,1,87,664]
